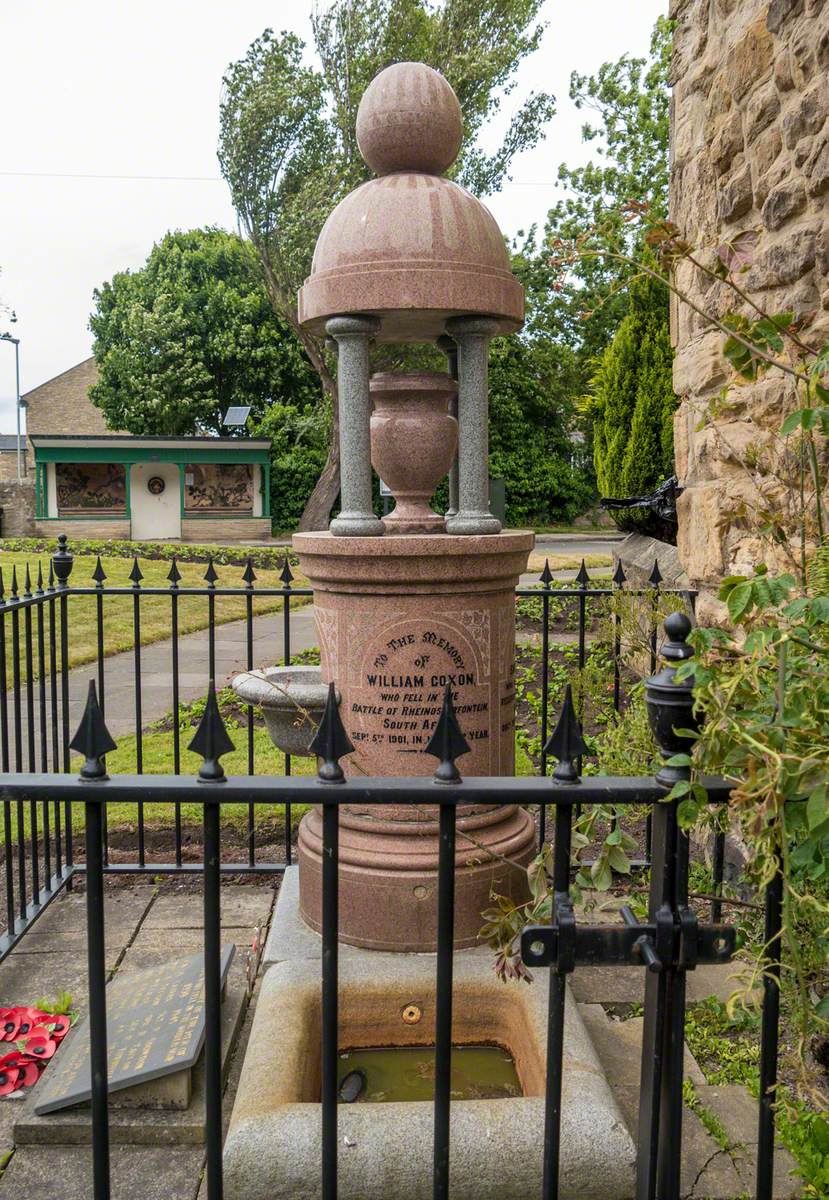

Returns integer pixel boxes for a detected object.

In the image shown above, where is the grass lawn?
[0,549,310,680]
[5,721,538,846]
[525,552,611,575]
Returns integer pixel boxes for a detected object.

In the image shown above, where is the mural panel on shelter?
[183,463,253,514]
[55,462,126,513]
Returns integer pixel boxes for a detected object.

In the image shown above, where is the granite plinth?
[292,531,535,950]
[223,875,636,1200]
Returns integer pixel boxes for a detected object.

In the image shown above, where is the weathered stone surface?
[717,163,754,220]
[806,134,829,195]
[711,111,744,174]
[724,19,774,101]
[762,177,807,229]
[768,0,805,34]
[746,82,781,138]
[673,1,829,600]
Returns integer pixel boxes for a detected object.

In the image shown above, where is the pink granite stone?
[356,62,463,176]
[297,63,524,342]
[370,371,457,534]
[293,531,536,950]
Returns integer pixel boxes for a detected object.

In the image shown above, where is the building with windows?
[22,360,272,542]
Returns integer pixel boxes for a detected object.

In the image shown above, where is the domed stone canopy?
[297,62,524,343]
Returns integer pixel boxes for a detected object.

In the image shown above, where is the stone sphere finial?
[356,62,463,176]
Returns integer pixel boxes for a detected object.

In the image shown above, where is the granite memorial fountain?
[226,62,634,1199]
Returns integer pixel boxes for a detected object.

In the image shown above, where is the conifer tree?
[588,272,676,499]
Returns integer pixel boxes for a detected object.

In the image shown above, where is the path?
[5,607,318,769]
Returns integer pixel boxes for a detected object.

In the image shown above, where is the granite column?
[327,314,383,537]
[444,316,501,536]
[437,334,459,520]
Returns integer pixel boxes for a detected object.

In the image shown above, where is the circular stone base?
[297,802,536,952]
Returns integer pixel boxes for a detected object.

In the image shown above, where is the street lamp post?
[0,332,22,481]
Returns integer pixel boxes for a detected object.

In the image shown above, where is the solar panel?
[223,406,251,427]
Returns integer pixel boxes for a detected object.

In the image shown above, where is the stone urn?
[231,666,330,757]
[370,371,458,534]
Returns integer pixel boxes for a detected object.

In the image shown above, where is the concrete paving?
[0,878,276,1199]
[5,607,318,769]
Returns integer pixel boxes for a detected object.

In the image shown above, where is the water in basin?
[336,1044,522,1103]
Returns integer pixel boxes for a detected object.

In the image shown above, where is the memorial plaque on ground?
[33,947,235,1115]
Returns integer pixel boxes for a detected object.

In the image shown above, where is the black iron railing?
[0,610,785,1200]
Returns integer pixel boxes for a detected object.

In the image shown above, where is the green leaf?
[591,858,613,892]
[607,846,632,874]
[807,785,828,831]
[726,580,753,622]
[677,798,701,828]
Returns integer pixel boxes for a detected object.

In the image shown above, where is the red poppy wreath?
[0,1004,73,1098]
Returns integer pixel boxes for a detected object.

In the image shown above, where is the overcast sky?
[0,0,666,433]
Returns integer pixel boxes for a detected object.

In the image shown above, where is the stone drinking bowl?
[230,667,331,758]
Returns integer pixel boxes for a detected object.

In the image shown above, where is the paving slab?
[0,1144,203,1200]
[31,886,156,933]
[578,1003,707,1087]
[0,953,93,1010]
[569,962,750,1005]
[122,928,258,974]
[143,887,275,931]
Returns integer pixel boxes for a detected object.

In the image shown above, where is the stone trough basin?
[230,666,329,757]
[223,870,635,1200]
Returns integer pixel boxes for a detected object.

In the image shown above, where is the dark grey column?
[437,334,459,519]
[327,315,383,537]
[444,315,501,536]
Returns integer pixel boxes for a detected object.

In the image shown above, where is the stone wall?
[181,518,272,543]
[33,518,130,541]
[670,0,829,621]
[0,450,28,481]
[0,482,35,537]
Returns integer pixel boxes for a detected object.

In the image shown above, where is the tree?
[89,228,319,437]
[588,273,675,500]
[544,15,672,363]
[488,333,593,525]
[218,0,556,530]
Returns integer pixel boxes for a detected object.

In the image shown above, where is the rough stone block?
[748,224,817,288]
[676,484,726,584]
[806,135,829,195]
[745,82,781,139]
[717,164,754,221]
[723,18,774,101]
[767,173,809,233]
